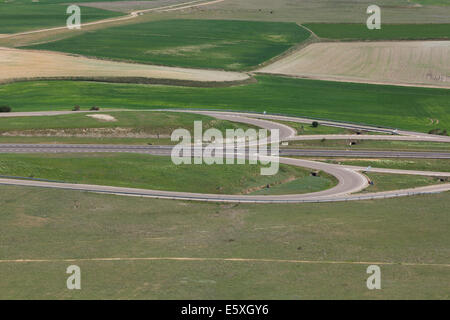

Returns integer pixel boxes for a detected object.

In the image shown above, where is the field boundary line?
[253,71,450,90]
[0,0,226,39]
[0,257,448,268]
[249,25,319,71]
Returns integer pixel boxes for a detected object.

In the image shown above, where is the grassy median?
[0,153,337,195]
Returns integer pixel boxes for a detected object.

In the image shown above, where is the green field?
[2,76,449,133]
[249,174,336,195]
[0,185,448,299]
[412,0,450,5]
[275,120,353,135]
[304,23,450,40]
[23,19,311,70]
[0,111,255,135]
[286,140,450,152]
[0,3,122,34]
[362,172,446,193]
[0,135,175,145]
[0,153,336,195]
[325,158,450,172]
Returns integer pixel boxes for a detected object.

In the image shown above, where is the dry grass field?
[0,47,249,83]
[171,0,450,23]
[80,0,203,13]
[258,41,450,88]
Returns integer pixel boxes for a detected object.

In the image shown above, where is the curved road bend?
[1,109,450,143]
[157,110,450,143]
[1,144,450,202]
[0,177,449,203]
[0,110,449,202]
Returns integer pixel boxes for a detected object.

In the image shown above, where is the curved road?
[1,109,450,202]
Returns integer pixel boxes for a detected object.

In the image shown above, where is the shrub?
[72,105,81,111]
[312,121,319,128]
[428,128,448,136]
[0,105,11,112]
[90,106,100,111]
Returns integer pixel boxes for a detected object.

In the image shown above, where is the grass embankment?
[285,140,450,152]
[324,158,450,172]
[0,136,174,145]
[0,2,122,34]
[24,19,311,71]
[304,23,450,40]
[361,172,447,193]
[0,111,256,141]
[275,120,352,135]
[0,110,256,136]
[0,153,336,195]
[409,0,449,6]
[0,185,449,299]
[1,76,449,133]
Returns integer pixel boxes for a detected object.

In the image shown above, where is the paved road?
[1,144,450,159]
[285,134,450,142]
[4,109,448,143]
[1,177,449,203]
[0,155,370,202]
[0,109,449,202]
[197,111,450,142]
[279,149,450,159]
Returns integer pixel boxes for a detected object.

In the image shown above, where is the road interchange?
[0,109,449,203]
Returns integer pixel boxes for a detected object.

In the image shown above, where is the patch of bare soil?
[86,114,117,122]
[0,47,249,83]
[258,41,450,88]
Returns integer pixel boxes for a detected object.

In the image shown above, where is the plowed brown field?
[0,47,249,83]
[258,41,450,88]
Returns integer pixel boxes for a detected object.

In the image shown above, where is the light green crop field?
[0,2,122,34]
[324,158,450,172]
[0,153,336,195]
[304,23,450,40]
[1,76,449,133]
[24,19,311,70]
[0,186,448,299]
[361,172,447,193]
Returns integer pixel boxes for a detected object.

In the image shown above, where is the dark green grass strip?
[304,23,450,40]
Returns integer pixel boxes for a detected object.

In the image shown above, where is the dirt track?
[258,41,450,89]
[0,47,249,83]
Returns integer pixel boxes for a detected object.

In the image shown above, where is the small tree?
[90,106,99,111]
[0,105,11,112]
[312,121,319,128]
[72,105,81,111]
